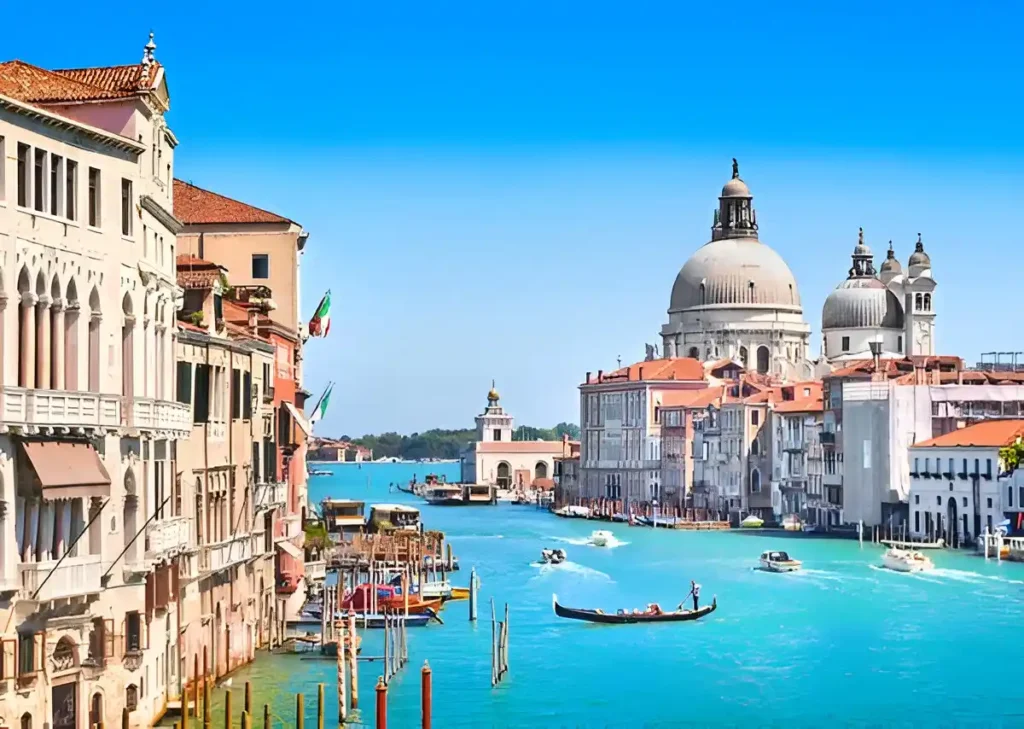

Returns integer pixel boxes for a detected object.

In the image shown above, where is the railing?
[254,482,287,510]
[200,536,253,573]
[19,554,102,601]
[305,560,327,581]
[3,387,121,430]
[147,516,191,560]
[129,398,192,432]
[783,438,804,451]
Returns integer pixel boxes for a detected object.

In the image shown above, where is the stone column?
[88,311,102,392]
[64,302,80,391]
[20,294,37,389]
[51,298,65,390]
[36,294,51,389]
[155,324,165,400]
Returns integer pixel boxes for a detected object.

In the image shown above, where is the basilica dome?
[822,277,904,329]
[668,237,802,312]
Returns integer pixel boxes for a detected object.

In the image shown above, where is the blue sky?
[9,2,1024,434]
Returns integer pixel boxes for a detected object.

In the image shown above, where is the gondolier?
[682,580,700,611]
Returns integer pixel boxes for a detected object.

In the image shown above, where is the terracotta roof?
[174,179,294,225]
[774,397,824,414]
[476,441,576,454]
[659,386,724,410]
[176,254,224,289]
[0,60,157,104]
[583,358,705,386]
[913,420,1024,449]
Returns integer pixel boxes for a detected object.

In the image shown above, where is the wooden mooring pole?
[375,677,387,729]
[296,692,304,729]
[317,684,324,729]
[347,611,360,709]
[421,661,432,729]
[468,567,478,622]
[337,614,347,722]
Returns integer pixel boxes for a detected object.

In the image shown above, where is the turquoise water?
[229,463,1024,728]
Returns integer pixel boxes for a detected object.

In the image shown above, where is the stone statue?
[732,158,739,179]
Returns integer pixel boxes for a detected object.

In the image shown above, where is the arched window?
[756,346,770,374]
[750,468,761,494]
[923,293,931,311]
[739,346,749,368]
[88,287,101,391]
[34,271,47,389]
[65,279,79,390]
[21,713,32,729]
[52,636,77,671]
[124,469,138,562]
[535,462,548,480]
[915,293,923,311]
[699,282,706,305]
[496,462,511,489]
[748,280,755,301]
[121,293,135,399]
[90,693,104,729]
[688,347,700,360]
[195,478,204,545]
[17,267,33,388]
[751,439,759,456]
[126,684,138,711]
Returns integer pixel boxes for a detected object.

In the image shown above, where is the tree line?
[340,422,581,461]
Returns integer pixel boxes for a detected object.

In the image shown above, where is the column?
[36,294,51,389]
[53,499,66,559]
[154,324,164,399]
[64,303,80,391]
[51,299,65,390]
[20,294,37,389]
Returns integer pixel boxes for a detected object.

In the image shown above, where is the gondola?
[551,594,717,624]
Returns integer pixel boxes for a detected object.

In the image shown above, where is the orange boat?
[379,596,444,614]
[342,584,443,615]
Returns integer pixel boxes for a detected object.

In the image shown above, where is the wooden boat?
[448,586,471,600]
[379,596,444,614]
[551,594,716,624]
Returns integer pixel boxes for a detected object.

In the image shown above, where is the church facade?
[660,161,813,379]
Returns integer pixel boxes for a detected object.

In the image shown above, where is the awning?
[283,402,312,437]
[21,441,111,499]
[275,540,303,559]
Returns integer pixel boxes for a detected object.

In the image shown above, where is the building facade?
[0,39,194,729]
[770,393,824,524]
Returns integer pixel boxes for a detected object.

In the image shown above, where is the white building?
[460,384,570,489]
[771,395,825,524]
[907,420,1024,544]
[0,37,192,729]
[822,228,937,361]
[660,160,813,378]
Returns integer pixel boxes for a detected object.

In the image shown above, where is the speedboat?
[740,515,764,528]
[759,550,802,573]
[882,548,934,573]
[589,530,613,547]
[540,548,567,565]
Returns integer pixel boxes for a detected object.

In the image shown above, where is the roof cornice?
[141,194,183,234]
[0,93,145,154]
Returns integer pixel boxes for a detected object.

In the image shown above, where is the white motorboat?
[589,530,613,547]
[759,550,802,573]
[880,538,945,550]
[539,548,567,565]
[419,580,453,599]
[740,515,764,528]
[882,548,934,573]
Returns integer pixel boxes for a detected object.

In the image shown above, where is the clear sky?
[9,2,1024,435]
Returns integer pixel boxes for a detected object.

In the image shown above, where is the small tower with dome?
[475,381,513,442]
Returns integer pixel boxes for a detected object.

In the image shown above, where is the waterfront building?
[659,161,813,378]
[0,37,193,729]
[460,384,571,489]
[577,358,706,505]
[553,442,581,505]
[659,387,722,513]
[769,386,825,524]
[907,420,1024,544]
[174,256,284,686]
[173,182,310,602]
[821,229,937,360]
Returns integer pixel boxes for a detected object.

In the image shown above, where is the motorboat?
[781,515,802,532]
[539,548,567,565]
[589,530,613,547]
[882,548,934,573]
[759,550,802,573]
[552,594,717,624]
[740,515,764,528]
[880,538,945,550]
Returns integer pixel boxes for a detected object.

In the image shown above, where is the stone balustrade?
[2,386,120,431]
[19,553,103,601]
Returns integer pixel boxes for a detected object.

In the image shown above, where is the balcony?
[146,516,191,561]
[200,536,253,573]
[305,560,326,582]
[19,554,102,601]
[127,398,192,434]
[3,387,120,433]
[263,386,276,404]
[254,482,287,511]
[819,432,836,445]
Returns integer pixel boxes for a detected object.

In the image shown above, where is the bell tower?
[475,381,514,442]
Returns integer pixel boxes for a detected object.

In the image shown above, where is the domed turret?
[908,233,931,269]
[879,241,902,276]
[487,380,500,404]
[822,228,903,331]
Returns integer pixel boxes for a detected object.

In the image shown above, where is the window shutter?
[104,619,115,658]
[243,371,253,420]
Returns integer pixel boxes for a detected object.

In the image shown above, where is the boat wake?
[551,536,630,549]
[530,561,612,582]
[448,534,505,540]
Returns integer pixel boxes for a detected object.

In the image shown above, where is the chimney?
[869,340,882,374]
[247,308,259,332]
[931,368,940,385]
[586,371,591,384]
[597,370,603,383]
[639,366,644,381]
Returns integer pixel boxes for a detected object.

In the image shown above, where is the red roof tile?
[659,386,724,410]
[54,64,159,96]
[0,60,157,104]
[173,179,293,225]
[583,358,705,386]
[176,254,224,289]
[913,420,1024,448]
[476,441,577,455]
[774,397,824,414]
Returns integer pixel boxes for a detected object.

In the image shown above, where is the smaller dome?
[721,177,751,198]
[487,381,500,402]
[880,241,902,274]
[822,277,904,330]
[908,233,931,268]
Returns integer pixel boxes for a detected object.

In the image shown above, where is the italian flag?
[309,290,331,337]
[310,383,333,424]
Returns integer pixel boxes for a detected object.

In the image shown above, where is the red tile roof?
[0,60,157,104]
[659,386,724,410]
[476,441,577,455]
[774,397,824,414]
[173,179,293,225]
[913,420,1024,448]
[584,358,705,386]
[176,254,224,289]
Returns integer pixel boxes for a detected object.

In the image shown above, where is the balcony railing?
[128,398,192,433]
[254,482,287,511]
[147,516,191,560]
[3,387,121,431]
[19,554,102,601]
[200,536,253,573]
[305,560,327,582]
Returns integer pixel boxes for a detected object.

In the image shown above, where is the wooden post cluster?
[490,599,510,687]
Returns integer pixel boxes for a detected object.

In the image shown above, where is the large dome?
[822,277,904,330]
[669,237,802,312]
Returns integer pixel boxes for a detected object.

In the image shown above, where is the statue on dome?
[732,158,740,179]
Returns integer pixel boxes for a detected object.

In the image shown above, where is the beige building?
[460,385,572,489]
[174,256,285,688]
[0,38,194,729]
